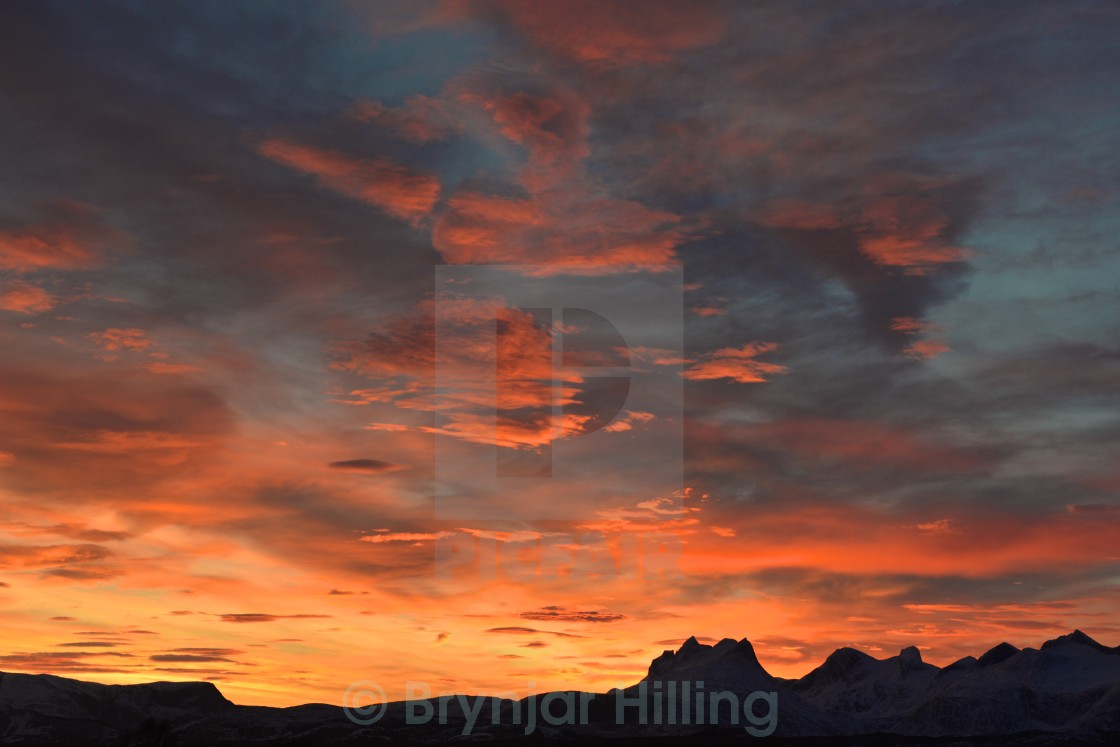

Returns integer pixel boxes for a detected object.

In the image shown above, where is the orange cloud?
[468,89,589,192]
[857,193,969,270]
[0,282,54,314]
[364,422,411,432]
[333,299,590,448]
[903,339,950,360]
[0,362,232,497]
[890,317,940,334]
[0,542,113,570]
[327,459,404,475]
[218,614,331,624]
[520,606,625,623]
[0,228,99,272]
[359,531,453,544]
[433,190,689,272]
[756,179,973,275]
[681,500,1120,580]
[892,317,950,359]
[90,328,153,353]
[258,138,440,223]
[683,342,788,384]
[419,82,699,271]
[602,411,656,433]
[0,201,116,273]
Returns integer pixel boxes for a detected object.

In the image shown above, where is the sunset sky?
[2,1,1120,708]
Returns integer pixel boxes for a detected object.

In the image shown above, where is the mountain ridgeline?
[3,630,1120,745]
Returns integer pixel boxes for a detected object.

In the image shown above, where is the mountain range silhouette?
[3,630,1120,745]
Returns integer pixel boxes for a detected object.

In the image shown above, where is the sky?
[1,0,1120,708]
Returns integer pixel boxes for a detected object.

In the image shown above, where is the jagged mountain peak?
[942,655,978,673]
[827,646,876,668]
[1041,629,1115,654]
[645,635,764,680]
[976,641,1020,667]
[678,635,704,654]
[897,645,923,668]
[797,646,877,688]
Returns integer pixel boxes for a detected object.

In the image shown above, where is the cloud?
[856,192,971,272]
[0,281,55,314]
[89,328,153,353]
[327,459,404,474]
[359,531,453,544]
[258,138,440,223]
[892,317,950,359]
[349,96,459,143]
[683,342,788,384]
[445,0,725,65]
[890,317,940,335]
[654,637,719,646]
[426,82,701,272]
[916,519,953,535]
[150,653,237,663]
[432,189,692,273]
[218,613,332,623]
[0,201,117,273]
[0,226,98,272]
[602,410,656,433]
[757,188,972,275]
[0,361,233,498]
[42,567,121,581]
[464,88,589,192]
[0,543,112,569]
[364,422,411,432]
[756,200,843,231]
[333,299,595,448]
[519,606,625,623]
[9,524,131,544]
[720,418,993,474]
[903,339,950,360]
[0,650,135,674]
[485,626,584,638]
[159,647,244,658]
[146,362,202,375]
[1067,504,1120,515]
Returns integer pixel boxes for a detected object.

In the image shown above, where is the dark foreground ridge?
[3,630,1120,745]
